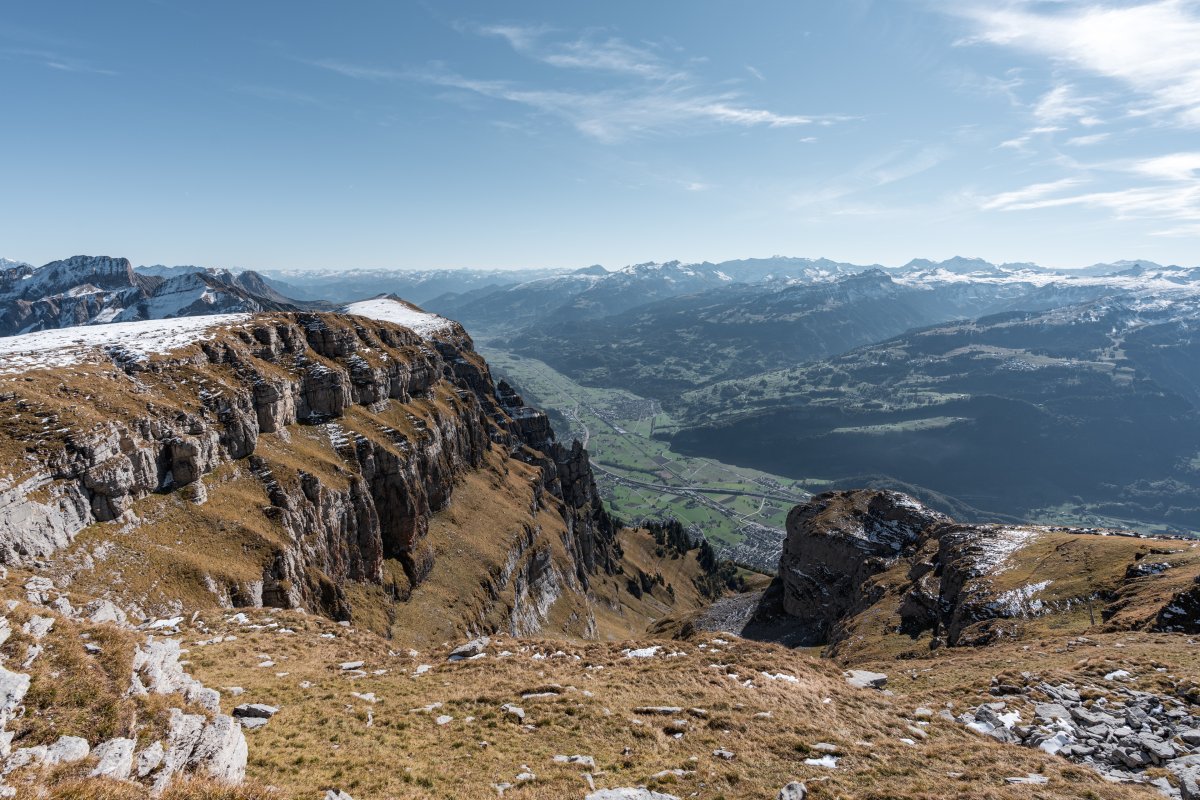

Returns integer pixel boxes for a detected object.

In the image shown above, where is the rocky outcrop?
[776,490,949,645]
[961,670,1200,796]
[0,585,245,795]
[1158,580,1200,633]
[774,490,1200,652]
[0,308,623,634]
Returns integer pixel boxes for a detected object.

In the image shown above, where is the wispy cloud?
[789,145,949,212]
[952,0,1200,127]
[0,46,116,75]
[1065,132,1109,147]
[403,66,825,142]
[953,2,1200,235]
[1032,83,1099,126]
[308,59,405,82]
[980,153,1200,235]
[310,23,846,143]
[473,24,681,80]
[980,177,1088,210]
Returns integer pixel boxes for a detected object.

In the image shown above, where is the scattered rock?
[1005,774,1049,785]
[232,703,279,720]
[553,754,596,768]
[845,670,888,690]
[585,790,680,800]
[448,637,489,660]
[624,646,662,659]
[135,741,164,778]
[82,599,128,626]
[778,783,808,800]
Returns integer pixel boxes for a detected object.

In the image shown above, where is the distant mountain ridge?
[0,255,306,336]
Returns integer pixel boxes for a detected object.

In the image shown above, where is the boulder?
[448,637,490,660]
[190,714,248,783]
[233,703,280,719]
[845,670,888,690]
[90,738,135,780]
[45,736,89,765]
[82,599,128,626]
[135,741,165,778]
[585,791,680,800]
[1168,755,1200,800]
[0,666,30,729]
[778,783,808,800]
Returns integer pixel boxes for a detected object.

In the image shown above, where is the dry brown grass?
[30,776,279,800]
[177,606,1163,800]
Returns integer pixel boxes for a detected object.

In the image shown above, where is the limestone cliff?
[772,490,1200,657]
[0,303,623,639]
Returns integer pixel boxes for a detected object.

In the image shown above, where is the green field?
[480,346,810,566]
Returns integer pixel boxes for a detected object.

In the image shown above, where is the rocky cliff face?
[777,490,949,644]
[774,490,1200,655]
[0,305,621,637]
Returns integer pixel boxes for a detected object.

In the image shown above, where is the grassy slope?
[177,608,1161,800]
[831,529,1200,664]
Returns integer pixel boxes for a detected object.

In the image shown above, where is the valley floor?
[481,347,810,570]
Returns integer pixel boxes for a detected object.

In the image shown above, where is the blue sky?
[2,0,1199,270]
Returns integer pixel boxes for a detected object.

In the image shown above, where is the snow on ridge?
[0,313,251,375]
[974,527,1041,574]
[342,298,456,339]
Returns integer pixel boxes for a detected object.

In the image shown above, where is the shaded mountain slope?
[671,297,1200,529]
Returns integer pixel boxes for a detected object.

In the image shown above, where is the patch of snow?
[342,298,455,339]
[974,528,1040,573]
[623,645,661,659]
[760,671,800,683]
[992,580,1052,616]
[0,314,250,375]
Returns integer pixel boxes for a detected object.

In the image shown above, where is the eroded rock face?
[0,311,622,635]
[777,490,949,644]
[775,489,1199,652]
[1157,579,1200,633]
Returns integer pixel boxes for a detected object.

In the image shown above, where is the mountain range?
[0,255,310,336]
[0,255,1198,798]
